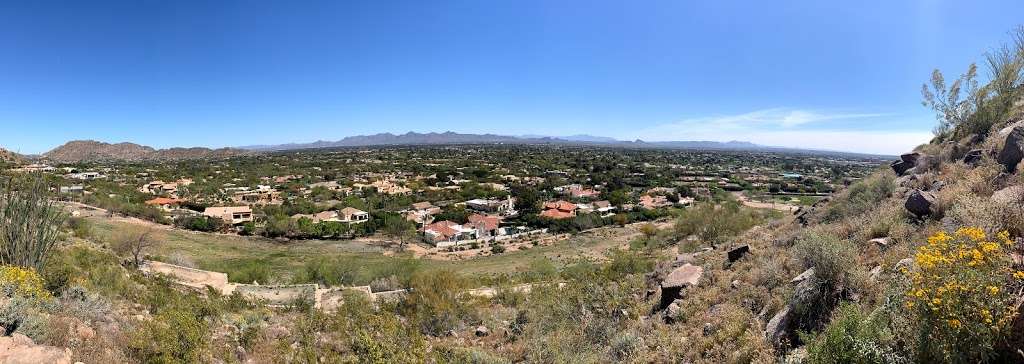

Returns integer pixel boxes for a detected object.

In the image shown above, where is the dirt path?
[731,192,800,212]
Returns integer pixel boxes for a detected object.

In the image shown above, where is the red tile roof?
[145,197,183,206]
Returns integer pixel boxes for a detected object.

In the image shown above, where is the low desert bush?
[804,303,908,364]
[904,228,1022,362]
[821,172,894,223]
[401,269,473,336]
[792,230,858,329]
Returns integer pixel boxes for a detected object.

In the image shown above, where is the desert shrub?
[943,195,1013,236]
[792,230,857,329]
[674,202,768,244]
[294,256,422,288]
[221,259,272,284]
[127,308,211,363]
[173,215,224,232]
[369,275,402,292]
[518,272,646,362]
[433,346,510,364]
[805,303,908,364]
[401,269,473,336]
[821,173,894,222]
[67,217,92,239]
[0,265,53,300]
[0,266,53,337]
[904,228,1022,363]
[321,292,427,363]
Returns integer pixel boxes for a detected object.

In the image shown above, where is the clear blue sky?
[2,0,1022,154]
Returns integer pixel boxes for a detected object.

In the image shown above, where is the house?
[557,184,600,199]
[69,172,105,180]
[577,200,616,215]
[592,200,614,212]
[59,185,85,195]
[140,181,179,196]
[292,210,343,223]
[203,206,253,225]
[233,185,282,206]
[145,197,185,211]
[465,196,517,216]
[467,214,502,238]
[367,180,412,195]
[339,207,369,224]
[405,202,442,224]
[639,195,672,210]
[310,181,346,192]
[422,220,478,245]
[540,200,577,219]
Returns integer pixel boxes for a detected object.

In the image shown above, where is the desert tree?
[0,174,67,271]
[111,225,163,267]
[383,215,417,251]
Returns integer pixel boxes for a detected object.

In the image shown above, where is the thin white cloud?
[633,108,930,155]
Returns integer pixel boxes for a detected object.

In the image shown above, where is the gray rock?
[765,305,793,349]
[869,265,883,282]
[790,268,815,284]
[904,190,935,217]
[890,152,920,176]
[475,326,489,337]
[702,322,715,336]
[869,237,892,249]
[727,245,750,263]
[660,264,703,309]
[895,258,914,272]
[963,149,984,166]
[998,124,1024,172]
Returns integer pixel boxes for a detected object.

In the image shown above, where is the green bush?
[127,308,210,363]
[401,269,472,336]
[674,202,768,245]
[805,303,907,364]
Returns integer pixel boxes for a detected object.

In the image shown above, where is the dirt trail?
[731,192,800,212]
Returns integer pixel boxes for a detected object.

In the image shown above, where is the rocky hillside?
[0,148,24,164]
[43,140,250,162]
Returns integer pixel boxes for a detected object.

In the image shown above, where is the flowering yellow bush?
[905,227,1021,362]
[0,265,51,300]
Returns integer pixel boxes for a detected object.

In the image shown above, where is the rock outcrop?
[766,268,819,349]
[962,149,984,166]
[660,264,703,309]
[0,333,72,364]
[727,245,750,263]
[998,122,1024,172]
[890,152,920,176]
[904,190,935,217]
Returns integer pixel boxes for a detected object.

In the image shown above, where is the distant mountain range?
[10,132,889,164]
[240,131,770,152]
[42,140,251,163]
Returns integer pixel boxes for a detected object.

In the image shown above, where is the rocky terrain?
[43,140,250,162]
[0,148,24,164]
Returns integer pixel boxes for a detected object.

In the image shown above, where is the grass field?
[83,215,656,285]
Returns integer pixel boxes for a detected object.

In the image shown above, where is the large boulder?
[0,333,72,364]
[890,152,920,176]
[998,124,1024,173]
[905,190,935,217]
[659,264,703,309]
